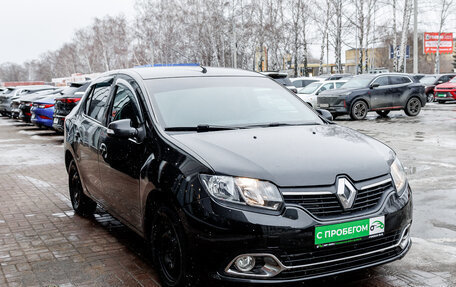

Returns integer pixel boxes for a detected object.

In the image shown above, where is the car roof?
[126,66,262,80]
[292,77,322,81]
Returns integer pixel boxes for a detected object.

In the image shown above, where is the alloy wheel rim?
[70,171,81,209]
[408,99,420,114]
[354,102,367,118]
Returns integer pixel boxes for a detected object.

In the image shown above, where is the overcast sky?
[0,1,452,66]
[0,0,136,64]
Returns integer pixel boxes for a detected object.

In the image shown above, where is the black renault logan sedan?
[317,73,426,120]
[63,67,412,286]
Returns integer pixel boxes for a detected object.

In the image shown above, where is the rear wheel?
[68,160,97,216]
[151,203,192,287]
[375,110,390,117]
[426,93,434,103]
[404,97,421,116]
[350,100,368,120]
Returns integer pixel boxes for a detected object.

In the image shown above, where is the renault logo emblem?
[337,178,357,210]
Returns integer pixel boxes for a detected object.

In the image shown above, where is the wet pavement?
[0,102,455,286]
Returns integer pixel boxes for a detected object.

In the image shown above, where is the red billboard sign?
[424,32,453,54]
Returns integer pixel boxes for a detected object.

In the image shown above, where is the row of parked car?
[262,71,456,120]
[0,82,90,131]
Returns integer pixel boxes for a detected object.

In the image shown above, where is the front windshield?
[342,76,373,89]
[420,76,437,85]
[298,82,321,94]
[146,77,323,128]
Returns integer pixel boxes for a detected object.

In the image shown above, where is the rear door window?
[389,76,411,85]
[335,82,345,88]
[85,79,113,123]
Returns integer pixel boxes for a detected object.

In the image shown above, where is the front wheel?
[151,203,192,287]
[350,100,368,120]
[404,97,421,116]
[68,160,97,216]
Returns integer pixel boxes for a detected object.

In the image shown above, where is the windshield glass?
[146,77,323,128]
[420,76,437,85]
[3,89,14,95]
[298,82,321,94]
[342,76,373,89]
[450,77,456,83]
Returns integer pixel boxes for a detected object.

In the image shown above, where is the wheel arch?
[65,150,74,172]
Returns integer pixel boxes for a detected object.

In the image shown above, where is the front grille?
[283,178,393,219]
[317,96,344,107]
[276,230,403,279]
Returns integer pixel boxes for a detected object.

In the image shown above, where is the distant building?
[52,73,100,86]
[0,81,48,87]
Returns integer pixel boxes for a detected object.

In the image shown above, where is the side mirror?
[107,119,137,138]
[316,109,333,121]
[370,83,380,89]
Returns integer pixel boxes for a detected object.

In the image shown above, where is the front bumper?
[183,184,413,283]
[434,91,456,101]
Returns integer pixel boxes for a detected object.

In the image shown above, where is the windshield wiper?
[244,122,321,128]
[164,124,240,132]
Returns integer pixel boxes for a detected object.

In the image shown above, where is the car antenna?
[168,47,207,74]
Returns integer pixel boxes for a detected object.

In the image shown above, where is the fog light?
[234,256,255,272]
[399,227,411,249]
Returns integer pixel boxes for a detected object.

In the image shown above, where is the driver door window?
[318,83,334,94]
[372,76,389,86]
[109,85,141,128]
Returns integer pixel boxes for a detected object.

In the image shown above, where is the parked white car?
[291,77,323,92]
[297,80,347,108]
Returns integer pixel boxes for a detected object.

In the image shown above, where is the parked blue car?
[31,94,57,128]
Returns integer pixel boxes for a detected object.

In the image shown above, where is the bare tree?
[330,0,344,73]
[434,0,454,74]
[398,0,412,72]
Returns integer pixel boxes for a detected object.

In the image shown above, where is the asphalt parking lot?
[0,103,455,287]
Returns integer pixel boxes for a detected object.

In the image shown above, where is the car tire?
[376,110,390,117]
[68,160,97,216]
[404,97,421,116]
[426,93,434,103]
[350,100,368,120]
[151,202,193,287]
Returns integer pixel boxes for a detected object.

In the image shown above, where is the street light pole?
[413,0,418,73]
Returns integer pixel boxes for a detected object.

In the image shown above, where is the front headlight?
[200,175,283,210]
[390,157,407,196]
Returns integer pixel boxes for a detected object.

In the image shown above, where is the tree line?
[0,0,452,82]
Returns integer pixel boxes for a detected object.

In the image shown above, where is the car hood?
[171,125,394,187]
[319,88,361,97]
[435,82,456,89]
